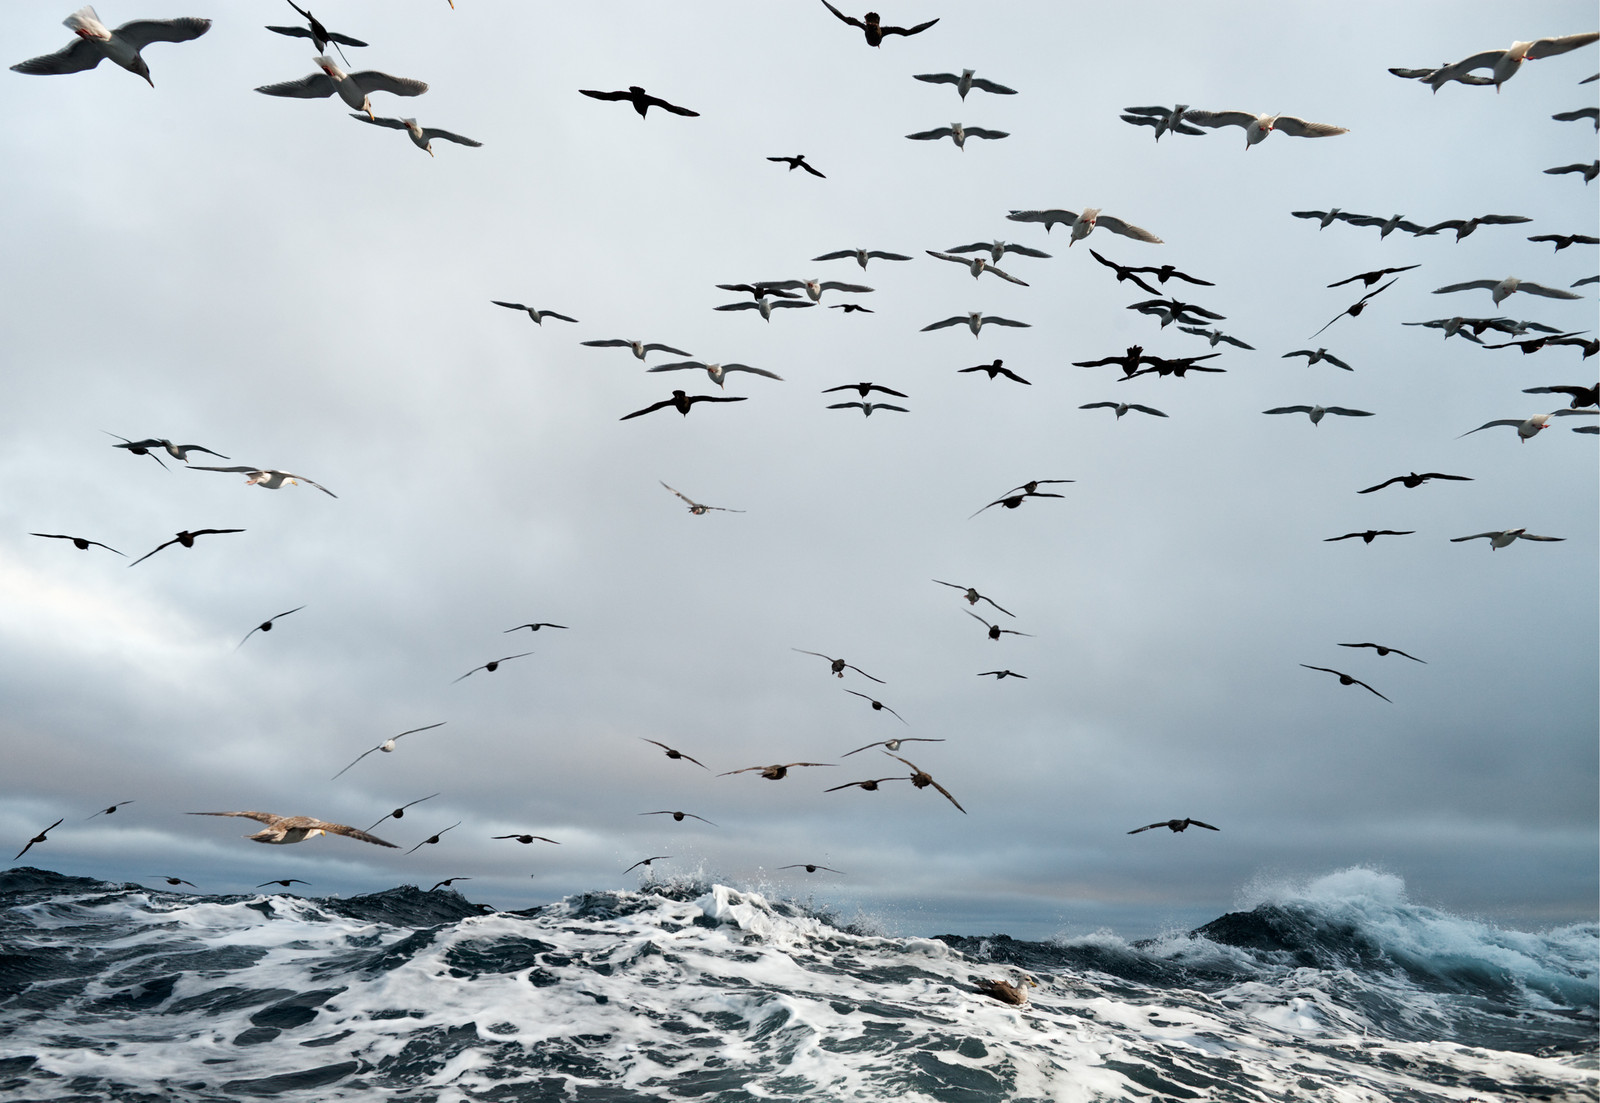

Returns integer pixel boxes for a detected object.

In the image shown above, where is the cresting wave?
[0,866,1593,1102]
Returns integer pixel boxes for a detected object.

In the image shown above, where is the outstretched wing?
[1272,115,1348,138]
[11,38,105,75]
[313,820,399,847]
[115,17,213,49]
[255,72,336,98]
[351,71,429,97]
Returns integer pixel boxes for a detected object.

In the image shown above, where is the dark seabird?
[887,753,966,813]
[237,605,306,649]
[431,877,470,891]
[451,653,533,683]
[1358,472,1472,493]
[505,621,569,633]
[825,777,909,792]
[87,800,134,819]
[493,833,561,845]
[257,878,309,888]
[1128,818,1219,834]
[128,528,245,567]
[1309,279,1398,339]
[967,610,1033,640]
[823,382,907,398]
[792,649,885,682]
[959,359,1031,384]
[642,739,709,769]
[1328,265,1419,288]
[14,819,64,860]
[1340,643,1426,663]
[107,433,170,468]
[819,1,939,46]
[660,482,743,515]
[267,1,366,65]
[624,856,671,874]
[1324,530,1415,544]
[779,864,843,874]
[1522,384,1598,408]
[933,580,1013,616]
[405,821,461,855]
[831,303,875,313]
[768,154,826,177]
[364,793,440,832]
[640,811,717,825]
[158,875,197,887]
[718,762,834,780]
[1074,346,1159,376]
[620,391,748,420]
[30,533,125,556]
[578,86,699,118]
[843,690,908,723]
[1299,665,1391,702]
[978,670,1027,679]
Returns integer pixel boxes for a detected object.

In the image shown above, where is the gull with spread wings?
[188,810,398,847]
[331,723,446,780]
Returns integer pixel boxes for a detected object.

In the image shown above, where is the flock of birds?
[8,5,1598,994]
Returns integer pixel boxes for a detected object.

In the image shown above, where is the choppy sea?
[0,866,1593,1101]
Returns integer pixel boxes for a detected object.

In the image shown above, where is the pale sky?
[1,1,1595,939]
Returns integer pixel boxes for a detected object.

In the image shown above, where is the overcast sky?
[1,1,1595,940]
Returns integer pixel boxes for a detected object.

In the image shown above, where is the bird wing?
[723,364,784,380]
[845,665,885,683]
[255,72,336,98]
[920,316,966,331]
[284,472,338,497]
[1080,402,1117,411]
[420,128,481,147]
[1324,354,1353,370]
[127,537,182,567]
[1433,281,1500,294]
[190,810,281,825]
[1263,406,1314,415]
[326,31,368,48]
[351,71,428,97]
[1460,419,1520,436]
[1518,534,1566,542]
[1357,477,1403,493]
[818,282,873,292]
[912,72,959,85]
[1516,283,1582,300]
[10,38,105,75]
[987,266,1029,286]
[882,19,940,36]
[906,127,955,140]
[962,128,1010,139]
[983,317,1031,328]
[330,746,379,780]
[1184,109,1257,129]
[969,78,1016,95]
[646,344,690,356]
[645,95,699,117]
[1272,116,1348,138]
[1189,820,1221,831]
[1324,407,1373,417]
[1130,405,1168,417]
[1450,532,1503,542]
[1352,679,1391,702]
[818,0,865,29]
[1526,32,1600,60]
[1094,215,1161,243]
[619,398,674,420]
[115,17,212,49]
[579,88,630,101]
[314,821,398,847]
[1127,823,1162,834]
[866,251,913,260]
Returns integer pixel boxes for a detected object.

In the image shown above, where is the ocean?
[0,866,1593,1101]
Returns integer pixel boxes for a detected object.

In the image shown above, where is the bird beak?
[427,147,434,157]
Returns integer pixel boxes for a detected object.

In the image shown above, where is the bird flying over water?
[640,811,716,826]
[886,753,965,813]
[493,833,560,845]
[188,811,398,847]
[578,85,698,117]
[331,723,446,780]
[505,621,569,633]
[405,822,460,855]
[14,818,64,860]
[237,605,306,649]
[87,801,134,819]
[11,7,210,86]
[819,2,938,47]
[256,56,426,120]
[364,793,440,832]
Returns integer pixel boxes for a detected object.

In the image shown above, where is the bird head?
[131,57,153,87]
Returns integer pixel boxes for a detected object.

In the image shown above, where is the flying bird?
[642,739,709,769]
[1527,233,1598,252]
[1178,326,1254,349]
[778,863,844,874]
[1554,107,1600,130]
[505,621,569,632]
[1262,405,1374,426]
[619,391,748,420]
[767,154,825,178]
[913,68,1016,99]
[718,762,833,780]
[793,649,884,682]
[237,605,306,649]
[624,856,671,874]
[581,338,691,361]
[1459,410,1595,441]
[14,818,64,860]
[255,56,426,120]
[257,878,309,888]
[1128,818,1219,834]
[823,382,907,399]
[1299,665,1390,702]
[1407,34,1600,92]
[819,2,939,46]
[578,86,698,118]
[157,876,197,887]
[1282,348,1353,371]
[978,670,1027,679]
[1358,472,1472,493]
[266,2,365,64]
[640,811,716,826]
[949,241,1051,264]
[491,301,579,324]
[828,400,908,416]
[30,533,125,556]
[1291,208,1354,230]
[1120,104,1203,140]
[1340,643,1426,663]
[1324,530,1415,544]
[812,248,913,269]
[1122,353,1225,380]
[1328,265,1420,288]
[430,877,470,891]
[1522,384,1597,408]
[926,250,1030,285]
[660,481,744,515]
[1413,214,1531,242]
[405,822,461,855]
[1074,346,1160,375]
[905,122,1010,150]
[363,793,440,832]
[1432,277,1583,305]
[713,297,814,321]
[921,312,1031,337]
[1127,297,1223,328]
[1183,109,1349,147]
[11,7,210,86]
[187,811,398,847]
[1480,332,1589,356]
[1309,278,1398,339]
[351,114,480,155]
[842,689,907,723]
[1544,161,1599,183]
[966,610,1033,640]
[968,490,1064,519]
[1450,528,1566,549]
[188,465,336,497]
[1080,401,1168,420]
[1007,207,1161,246]
[107,433,171,468]
[648,360,783,387]
[932,580,1013,615]
[127,528,244,567]
[886,753,966,813]
[842,736,944,757]
[452,653,533,683]
[87,801,134,819]
[331,723,446,780]
[492,833,560,845]
[826,777,909,792]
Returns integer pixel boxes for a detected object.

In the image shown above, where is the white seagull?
[648,360,784,387]
[921,312,1032,337]
[350,114,479,154]
[1424,34,1600,92]
[581,339,690,361]
[1080,401,1168,420]
[1432,277,1583,306]
[188,465,336,497]
[1006,208,1161,246]
[1459,410,1595,441]
[811,248,913,269]
[714,298,814,321]
[1263,404,1374,425]
[912,68,1017,100]
[1283,348,1353,371]
[905,122,1009,150]
[763,278,874,303]
[1450,528,1566,549]
[331,722,446,780]
[11,6,211,86]
[945,240,1051,263]
[925,251,1029,285]
[255,55,427,120]
[1183,109,1349,147]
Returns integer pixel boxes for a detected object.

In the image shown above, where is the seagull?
[405,822,461,855]
[491,301,579,324]
[1299,665,1390,702]
[1386,64,1501,92]
[642,739,709,768]
[978,670,1027,679]
[1325,530,1415,544]
[1479,332,1589,355]
[1413,214,1531,242]
[255,55,427,120]
[30,533,125,556]
[1120,104,1203,140]
[1179,326,1255,349]
[845,737,943,758]
[623,856,671,874]
[237,605,306,649]
[768,154,825,177]
[926,251,1029,285]
[580,339,691,361]
[11,6,210,86]
[1128,818,1219,834]
[843,689,907,723]
[504,621,569,633]
[1007,207,1161,246]
[87,801,134,819]
[1283,348,1353,371]
[106,433,170,468]
[1527,233,1600,252]
[363,793,440,832]
[1433,277,1583,305]
[975,973,1037,1005]
[331,723,446,780]
[886,753,966,813]
[1343,213,1427,238]
[127,528,244,567]
[266,1,364,65]
[14,818,64,860]
[430,877,470,891]
[1359,472,1473,493]
[1450,528,1566,549]
[660,481,744,515]
[1329,265,1420,289]
[1262,405,1373,426]
[1080,401,1168,419]
[778,863,844,874]
[713,297,814,321]
[945,241,1050,267]
[1183,109,1349,147]
[648,361,783,387]
[619,391,748,420]
[905,122,1010,150]
[492,833,560,844]
[811,248,913,269]
[913,68,1016,99]
[718,762,833,780]
[793,649,884,682]
[578,86,698,118]
[716,281,804,301]
[257,878,309,888]
[825,777,909,792]
[1127,297,1223,328]
[966,610,1032,640]
[1421,34,1600,92]
[921,312,1031,337]
[1545,161,1599,183]
[452,654,533,683]
[1074,346,1160,376]
[1523,384,1598,408]
[188,465,336,497]
[187,811,398,847]
[350,114,480,154]
[959,360,1030,384]
[639,811,716,826]
[1340,643,1426,663]
[818,2,938,47]
[1309,279,1398,339]
[1291,208,1354,229]
[823,382,907,399]
[1459,410,1595,441]
[932,580,1013,615]
[829,399,908,417]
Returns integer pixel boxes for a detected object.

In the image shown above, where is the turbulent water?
[0,867,1593,1102]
